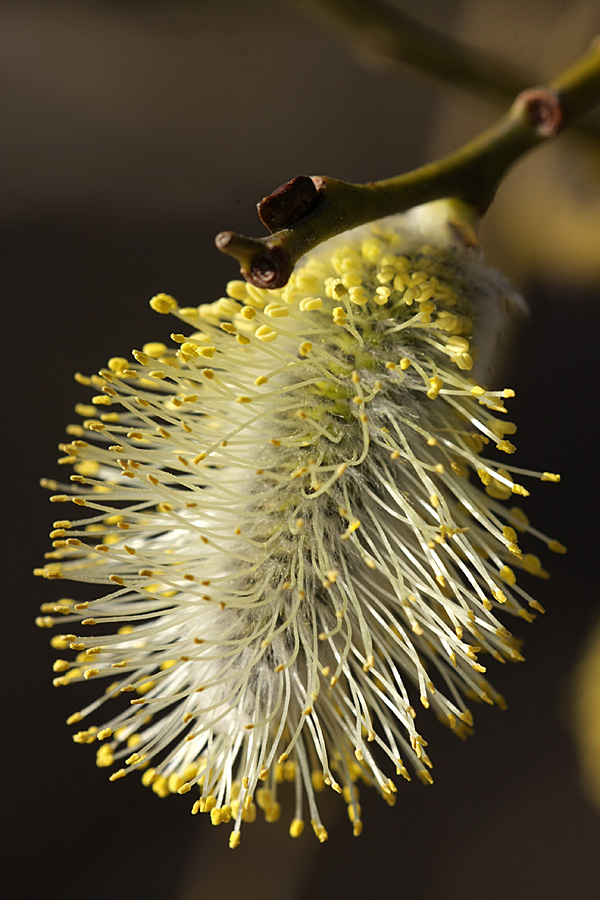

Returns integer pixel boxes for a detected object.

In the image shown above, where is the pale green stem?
[216,38,600,289]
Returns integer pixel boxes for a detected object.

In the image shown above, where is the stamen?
[39,207,560,844]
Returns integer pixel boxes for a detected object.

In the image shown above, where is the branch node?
[215,232,292,289]
[214,230,238,252]
[257,175,321,232]
[517,88,564,137]
[248,246,293,289]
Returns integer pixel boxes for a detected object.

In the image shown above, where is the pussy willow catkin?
[37,206,563,847]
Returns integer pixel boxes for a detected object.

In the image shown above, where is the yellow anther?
[497,440,516,454]
[377,265,395,284]
[541,472,561,482]
[226,280,248,301]
[245,284,269,308]
[499,565,516,586]
[311,771,325,792]
[348,286,367,305]
[256,787,272,810]
[202,795,217,813]
[149,293,178,314]
[210,807,223,826]
[299,297,323,311]
[522,553,543,575]
[240,306,256,321]
[220,804,233,823]
[142,342,167,359]
[152,776,170,798]
[361,238,383,262]
[52,659,70,672]
[264,303,289,318]
[404,286,422,304]
[374,286,391,305]
[289,818,304,838]
[255,324,277,342]
[236,802,254,823]
[510,507,530,531]
[73,727,98,744]
[311,821,329,843]
[142,768,157,787]
[282,760,296,781]
[66,712,83,725]
[529,600,546,614]
[548,539,566,554]
[427,376,443,399]
[125,752,144,766]
[96,745,114,768]
[492,420,518,439]
[107,357,129,375]
[341,519,361,540]
[265,802,281,823]
[474,467,494,487]
[518,609,536,623]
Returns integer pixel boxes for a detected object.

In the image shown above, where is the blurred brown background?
[3,1,599,898]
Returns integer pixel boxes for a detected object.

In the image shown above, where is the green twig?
[300,0,600,143]
[216,38,600,289]
[302,0,529,106]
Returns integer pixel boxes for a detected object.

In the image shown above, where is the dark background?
[3,1,600,898]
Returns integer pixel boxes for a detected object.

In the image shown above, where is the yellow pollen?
[149,293,178,314]
[548,539,567,554]
[254,324,277,342]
